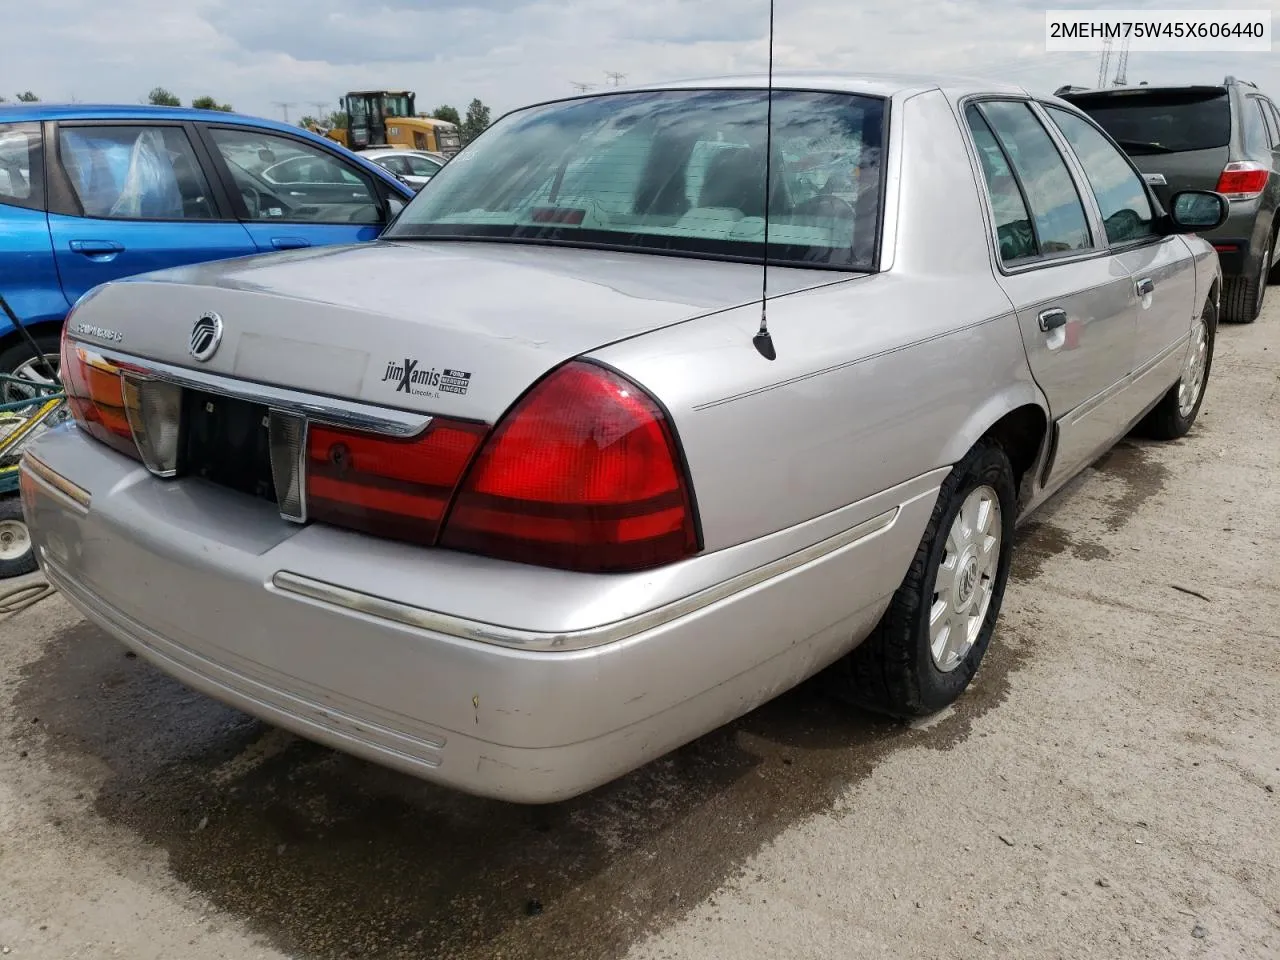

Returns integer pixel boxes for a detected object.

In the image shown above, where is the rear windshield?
[385,89,886,270]
[1066,89,1230,154]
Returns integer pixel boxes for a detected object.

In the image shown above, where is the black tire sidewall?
[0,332,62,379]
[910,444,1017,712]
[1169,303,1218,435]
[0,497,36,579]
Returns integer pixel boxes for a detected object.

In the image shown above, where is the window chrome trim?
[87,346,433,438]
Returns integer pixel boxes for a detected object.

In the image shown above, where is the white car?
[359,148,445,190]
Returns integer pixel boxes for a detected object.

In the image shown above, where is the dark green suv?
[1060,77,1280,323]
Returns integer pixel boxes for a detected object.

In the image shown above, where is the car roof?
[544,71,1033,102]
[361,147,442,157]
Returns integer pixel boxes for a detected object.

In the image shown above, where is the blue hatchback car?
[0,104,415,394]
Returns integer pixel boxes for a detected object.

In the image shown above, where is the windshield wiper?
[1112,138,1176,154]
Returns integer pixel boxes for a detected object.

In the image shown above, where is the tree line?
[0,89,232,109]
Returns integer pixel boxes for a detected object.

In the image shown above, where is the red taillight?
[59,331,140,461]
[438,361,699,573]
[305,419,487,545]
[1215,162,1269,200]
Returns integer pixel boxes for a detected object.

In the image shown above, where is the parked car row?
[1061,75,1280,323]
[0,104,417,399]
[21,73,1230,802]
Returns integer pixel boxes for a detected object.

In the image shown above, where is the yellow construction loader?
[320,91,461,157]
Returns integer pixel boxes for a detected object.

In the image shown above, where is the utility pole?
[272,101,297,124]
[605,71,628,87]
[1112,38,1131,86]
[570,81,595,93]
[309,100,330,121]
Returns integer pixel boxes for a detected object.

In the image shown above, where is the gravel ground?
[1,299,1278,960]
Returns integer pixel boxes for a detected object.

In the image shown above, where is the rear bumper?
[21,427,939,803]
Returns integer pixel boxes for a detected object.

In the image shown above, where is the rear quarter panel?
[592,88,1043,556]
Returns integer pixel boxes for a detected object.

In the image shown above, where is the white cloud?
[2,0,1275,120]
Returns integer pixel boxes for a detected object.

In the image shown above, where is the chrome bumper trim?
[271,506,899,652]
[82,344,435,438]
[20,451,91,512]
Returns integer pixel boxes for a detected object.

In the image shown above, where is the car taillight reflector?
[438,361,699,573]
[305,419,488,545]
[121,378,183,476]
[59,333,140,462]
[1215,162,1269,200]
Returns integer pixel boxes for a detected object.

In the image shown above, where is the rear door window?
[973,100,1093,256]
[1242,97,1272,156]
[1067,89,1231,154]
[1046,107,1155,245]
[57,125,217,220]
[1264,100,1280,148]
[0,122,45,211]
[965,110,1036,263]
[404,155,441,177]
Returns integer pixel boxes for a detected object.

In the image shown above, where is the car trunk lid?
[71,240,838,423]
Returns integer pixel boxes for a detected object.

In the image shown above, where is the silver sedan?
[21,74,1226,802]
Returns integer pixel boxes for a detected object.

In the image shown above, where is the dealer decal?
[381,358,472,398]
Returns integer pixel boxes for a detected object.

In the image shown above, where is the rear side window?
[965,110,1036,262]
[0,122,44,211]
[1264,100,1280,148]
[404,155,441,177]
[972,101,1093,256]
[1067,90,1230,154]
[58,125,217,220]
[1046,107,1155,245]
[1243,97,1273,155]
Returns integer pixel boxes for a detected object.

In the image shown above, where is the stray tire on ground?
[0,498,37,579]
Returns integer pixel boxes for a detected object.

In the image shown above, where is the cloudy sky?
[4,0,1277,123]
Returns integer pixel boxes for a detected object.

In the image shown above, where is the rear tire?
[0,498,37,579]
[1137,300,1215,441]
[0,333,62,406]
[831,440,1017,719]
[1223,235,1270,323]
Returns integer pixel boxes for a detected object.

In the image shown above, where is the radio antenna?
[752,0,778,361]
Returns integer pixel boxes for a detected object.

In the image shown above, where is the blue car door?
[46,121,259,306]
[0,121,67,332]
[197,124,398,252]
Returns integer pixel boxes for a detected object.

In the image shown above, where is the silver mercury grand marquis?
[21,74,1227,802]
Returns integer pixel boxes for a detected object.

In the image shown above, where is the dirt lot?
[2,300,1278,960]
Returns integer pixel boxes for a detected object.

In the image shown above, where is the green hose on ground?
[0,577,56,617]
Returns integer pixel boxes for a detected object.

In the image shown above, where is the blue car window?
[0,122,43,211]
[59,126,216,220]
[207,127,381,225]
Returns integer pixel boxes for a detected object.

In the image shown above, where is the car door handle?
[1038,308,1068,332]
[270,237,311,250]
[68,239,125,257]
[1135,277,1155,296]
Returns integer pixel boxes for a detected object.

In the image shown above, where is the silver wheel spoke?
[934,555,958,595]
[943,609,970,665]
[930,484,1003,673]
